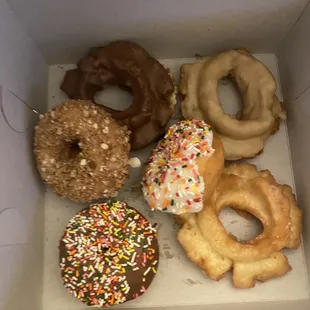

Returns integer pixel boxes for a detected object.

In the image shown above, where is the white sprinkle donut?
[142,119,224,215]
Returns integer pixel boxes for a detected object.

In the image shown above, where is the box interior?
[6,0,310,63]
[44,57,309,310]
[1,1,310,309]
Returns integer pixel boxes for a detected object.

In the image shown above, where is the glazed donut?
[178,163,302,288]
[34,100,130,202]
[179,49,287,160]
[142,120,224,215]
[61,40,177,150]
[59,201,159,307]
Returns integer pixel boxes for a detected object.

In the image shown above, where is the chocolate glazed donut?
[61,41,176,150]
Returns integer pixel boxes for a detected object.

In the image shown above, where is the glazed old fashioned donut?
[34,100,130,202]
[142,120,224,215]
[61,40,177,150]
[59,201,159,307]
[178,163,302,288]
[179,49,287,160]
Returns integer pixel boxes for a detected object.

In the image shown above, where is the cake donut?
[59,201,159,307]
[142,120,224,215]
[178,163,302,288]
[34,100,130,202]
[61,40,177,150]
[179,49,287,160]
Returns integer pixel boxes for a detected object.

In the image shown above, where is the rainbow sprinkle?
[142,120,214,214]
[59,201,159,307]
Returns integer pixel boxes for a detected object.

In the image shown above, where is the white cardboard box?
[1,1,310,309]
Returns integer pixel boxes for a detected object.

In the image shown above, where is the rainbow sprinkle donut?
[142,120,214,215]
[59,201,159,307]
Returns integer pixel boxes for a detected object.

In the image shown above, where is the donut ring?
[179,49,287,160]
[34,100,130,202]
[142,120,224,215]
[59,201,159,307]
[61,40,177,150]
[178,163,302,288]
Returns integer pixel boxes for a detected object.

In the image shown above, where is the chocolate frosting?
[61,41,175,150]
[59,201,159,307]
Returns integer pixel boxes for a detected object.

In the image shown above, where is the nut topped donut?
[34,100,130,202]
[61,40,177,150]
[59,201,159,307]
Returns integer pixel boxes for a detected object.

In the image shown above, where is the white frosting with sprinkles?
[142,120,214,215]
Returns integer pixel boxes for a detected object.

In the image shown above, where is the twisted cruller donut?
[34,100,130,202]
[142,120,224,215]
[178,163,302,288]
[179,49,287,160]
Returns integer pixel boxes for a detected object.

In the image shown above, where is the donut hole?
[219,207,263,242]
[88,161,97,170]
[218,77,243,117]
[94,84,133,111]
[68,140,82,158]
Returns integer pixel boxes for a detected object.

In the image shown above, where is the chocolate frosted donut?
[60,40,176,150]
[34,100,130,202]
[59,201,159,307]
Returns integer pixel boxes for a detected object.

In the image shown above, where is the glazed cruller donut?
[178,163,302,288]
[179,49,287,160]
